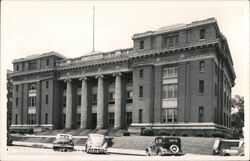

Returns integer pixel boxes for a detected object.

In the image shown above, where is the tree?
[231,95,244,136]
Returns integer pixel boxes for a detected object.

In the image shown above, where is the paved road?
[6,146,247,161]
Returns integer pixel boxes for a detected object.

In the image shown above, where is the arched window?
[30,84,36,90]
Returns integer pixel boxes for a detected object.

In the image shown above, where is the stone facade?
[9,18,236,136]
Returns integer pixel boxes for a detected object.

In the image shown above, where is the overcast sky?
[1,1,249,99]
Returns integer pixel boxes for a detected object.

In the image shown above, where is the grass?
[13,135,217,155]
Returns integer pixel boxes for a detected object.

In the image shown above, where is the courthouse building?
[10,18,236,136]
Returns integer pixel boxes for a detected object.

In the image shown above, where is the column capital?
[79,77,88,81]
[112,72,122,77]
[95,75,104,79]
[64,79,72,83]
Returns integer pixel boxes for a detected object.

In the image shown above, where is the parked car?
[53,134,74,152]
[7,132,13,146]
[146,136,184,156]
[212,139,244,156]
[85,134,108,154]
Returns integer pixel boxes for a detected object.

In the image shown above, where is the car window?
[156,138,163,143]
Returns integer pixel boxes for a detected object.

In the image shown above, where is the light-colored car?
[212,139,244,156]
[85,134,108,154]
[53,134,74,152]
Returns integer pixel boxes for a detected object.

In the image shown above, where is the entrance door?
[91,113,97,129]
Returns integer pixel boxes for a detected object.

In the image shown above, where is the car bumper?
[87,147,107,154]
[161,149,184,156]
[53,144,74,149]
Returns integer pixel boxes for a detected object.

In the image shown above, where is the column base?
[113,126,121,130]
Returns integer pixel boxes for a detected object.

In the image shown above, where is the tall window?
[28,61,37,70]
[108,113,114,126]
[46,81,49,88]
[139,86,143,97]
[77,95,81,106]
[162,109,177,123]
[45,95,48,104]
[30,84,36,90]
[199,80,204,93]
[16,65,19,71]
[15,114,18,124]
[163,35,178,48]
[63,114,66,126]
[28,114,36,125]
[126,112,132,125]
[199,60,205,72]
[200,29,205,39]
[45,113,48,124]
[109,92,115,104]
[16,85,19,92]
[199,106,204,122]
[126,91,133,103]
[46,59,50,66]
[139,69,143,78]
[29,97,36,107]
[139,109,143,123]
[63,96,66,107]
[16,97,18,106]
[92,94,97,105]
[162,84,178,99]
[163,66,178,77]
[76,114,81,127]
[139,40,144,50]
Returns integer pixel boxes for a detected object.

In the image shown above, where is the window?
[199,60,205,72]
[77,95,81,106]
[126,91,133,103]
[163,35,178,48]
[215,62,218,75]
[108,113,114,126]
[28,61,37,70]
[16,64,19,71]
[199,106,204,122]
[139,69,143,78]
[15,114,18,124]
[16,97,18,106]
[162,84,178,99]
[139,86,143,97]
[199,80,204,93]
[28,114,36,125]
[46,81,49,88]
[29,97,36,107]
[214,108,217,123]
[45,113,48,124]
[16,85,19,92]
[63,114,66,126]
[126,112,132,125]
[109,92,115,104]
[46,95,48,104]
[166,109,177,123]
[92,94,97,105]
[139,40,144,50]
[46,59,50,66]
[76,114,81,127]
[139,109,143,123]
[63,96,66,107]
[163,66,178,77]
[30,84,36,90]
[214,83,218,96]
[200,29,205,39]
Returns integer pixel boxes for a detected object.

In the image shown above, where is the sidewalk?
[12,141,146,156]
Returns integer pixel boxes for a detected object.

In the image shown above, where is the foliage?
[142,129,154,136]
[231,95,244,136]
[158,130,170,136]
[123,131,130,136]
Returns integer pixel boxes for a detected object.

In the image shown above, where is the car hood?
[54,138,72,143]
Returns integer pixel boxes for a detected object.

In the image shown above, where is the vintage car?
[146,136,184,156]
[85,133,108,154]
[212,139,244,156]
[53,134,74,152]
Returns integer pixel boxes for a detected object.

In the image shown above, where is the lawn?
[13,135,217,155]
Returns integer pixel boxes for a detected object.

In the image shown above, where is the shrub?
[123,131,130,136]
[143,129,154,136]
[212,132,225,138]
[158,130,170,136]
[181,133,188,137]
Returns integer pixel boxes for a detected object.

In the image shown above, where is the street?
[6,146,247,161]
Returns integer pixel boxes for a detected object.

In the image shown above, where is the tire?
[157,149,162,156]
[224,153,230,156]
[146,149,151,156]
[169,144,180,154]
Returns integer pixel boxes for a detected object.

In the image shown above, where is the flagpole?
[92,6,95,52]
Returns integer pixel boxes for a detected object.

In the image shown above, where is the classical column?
[80,77,88,129]
[114,73,122,129]
[96,75,104,129]
[65,79,72,129]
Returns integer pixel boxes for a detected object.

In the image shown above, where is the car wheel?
[224,153,230,156]
[146,149,151,156]
[169,144,180,154]
[157,149,162,156]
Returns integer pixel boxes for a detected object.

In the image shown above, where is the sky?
[1,0,249,99]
